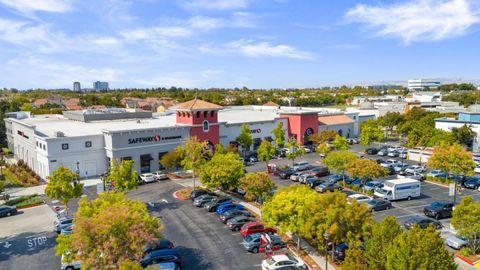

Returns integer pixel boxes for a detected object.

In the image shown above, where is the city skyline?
[0,0,480,89]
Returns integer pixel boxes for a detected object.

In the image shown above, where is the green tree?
[341,247,369,270]
[257,140,275,171]
[427,143,476,179]
[360,120,385,145]
[451,196,480,255]
[285,137,306,167]
[56,192,163,270]
[332,134,350,150]
[309,130,337,145]
[107,159,139,192]
[45,166,83,213]
[272,122,286,148]
[236,124,253,157]
[363,216,402,270]
[182,137,208,191]
[347,159,388,187]
[160,147,184,169]
[239,172,276,204]
[378,112,404,136]
[452,124,476,148]
[385,226,456,270]
[316,142,331,157]
[200,152,244,191]
[323,151,357,184]
[20,103,33,111]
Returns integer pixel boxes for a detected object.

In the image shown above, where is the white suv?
[152,171,168,180]
[140,173,156,183]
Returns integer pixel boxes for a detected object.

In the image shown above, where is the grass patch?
[4,194,44,207]
[426,176,455,185]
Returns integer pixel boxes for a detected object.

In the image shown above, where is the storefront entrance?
[140,154,153,173]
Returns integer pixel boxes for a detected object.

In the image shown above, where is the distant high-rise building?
[407,79,441,91]
[73,82,81,91]
[93,81,109,91]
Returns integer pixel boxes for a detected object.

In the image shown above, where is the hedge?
[5,194,44,207]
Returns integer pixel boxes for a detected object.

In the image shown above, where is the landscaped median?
[173,187,192,200]
[2,194,45,209]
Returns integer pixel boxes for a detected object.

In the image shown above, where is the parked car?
[307,179,324,188]
[448,174,467,185]
[427,170,446,178]
[347,194,372,204]
[398,150,408,159]
[240,221,277,237]
[363,180,384,192]
[328,174,350,183]
[377,149,388,156]
[242,233,286,253]
[315,182,343,193]
[261,254,307,270]
[60,224,74,235]
[393,163,409,173]
[144,239,174,254]
[140,249,182,268]
[152,171,168,180]
[423,201,454,220]
[0,205,17,218]
[149,262,180,270]
[387,150,399,157]
[350,178,364,188]
[219,209,253,223]
[61,254,81,270]
[400,171,425,181]
[300,146,312,153]
[305,166,330,177]
[387,146,402,152]
[140,173,156,184]
[363,199,392,211]
[380,159,401,168]
[293,161,311,172]
[405,165,425,174]
[194,195,218,207]
[475,165,480,174]
[226,216,256,231]
[279,169,296,179]
[334,242,349,261]
[54,216,74,233]
[445,235,469,250]
[289,172,304,182]
[216,203,245,215]
[365,148,378,155]
[249,156,259,163]
[403,216,442,230]
[299,174,318,184]
[190,189,215,201]
[463,177,480,189]
[204,197,232,212]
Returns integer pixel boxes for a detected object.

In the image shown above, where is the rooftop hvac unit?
[53,131,65,137]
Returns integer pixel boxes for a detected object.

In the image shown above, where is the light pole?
[323,232,329,270]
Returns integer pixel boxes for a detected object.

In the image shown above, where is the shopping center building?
[5,99,362,179]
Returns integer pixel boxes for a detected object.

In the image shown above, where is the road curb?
[172,190,189,201]
[16,202,45,210]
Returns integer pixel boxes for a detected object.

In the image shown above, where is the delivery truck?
[374,178,421,201]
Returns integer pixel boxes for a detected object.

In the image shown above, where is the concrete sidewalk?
[4,177,102,197]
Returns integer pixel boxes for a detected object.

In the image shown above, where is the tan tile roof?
[66,104,83,110]
[263,101,280,107]
[318,114,354,125]
[33,99,48,106]
[172,99,223,111]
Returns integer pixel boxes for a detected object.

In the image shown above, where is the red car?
[240,221,277,237]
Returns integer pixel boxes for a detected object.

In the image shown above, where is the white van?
[374,178,421,201]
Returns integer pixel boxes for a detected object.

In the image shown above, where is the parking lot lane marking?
[395,214,418,219]
[232,233,240,235]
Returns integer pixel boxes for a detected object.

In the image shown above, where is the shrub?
[460,247,474,257]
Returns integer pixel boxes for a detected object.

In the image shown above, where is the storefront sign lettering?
[128,135,181,144]
[250,129,261,134]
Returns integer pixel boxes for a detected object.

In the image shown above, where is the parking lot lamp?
[323,232,329,270]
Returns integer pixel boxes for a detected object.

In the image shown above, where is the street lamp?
[323,232,330,270]
[75,162,80,184]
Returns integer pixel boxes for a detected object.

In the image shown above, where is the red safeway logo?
[154,135,161,141]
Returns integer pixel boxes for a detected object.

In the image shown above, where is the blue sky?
[0,0,480,89]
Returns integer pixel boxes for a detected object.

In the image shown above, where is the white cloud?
[226,39,313,59]
[182,0,249,10]
[188,16,225,30]
[121,26,191,42]
[346,0,480,43]
[0,0,73,13]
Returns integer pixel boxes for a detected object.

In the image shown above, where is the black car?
[0,205,17,218]
[190,189,215,201]
[365,148,378,155]
[403,216,442,230]
[334,242,348,261]
[219,209,253,223]
[448,174,466,185]
[315,182,343,193]
[204,197,232,212]
[279,169,296,179]
[423,201,454,220]
[306,167,330,177]
[140,249,182,268]
[364,199,392,211]
[463,177,480,189]
[308,179,324,188]
[143,239,174,254]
